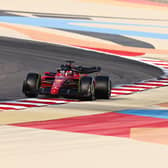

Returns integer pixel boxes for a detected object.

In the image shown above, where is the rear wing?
[75,66,101,74]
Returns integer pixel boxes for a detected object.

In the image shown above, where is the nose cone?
[51,87,59,95]
[51,78,65,95]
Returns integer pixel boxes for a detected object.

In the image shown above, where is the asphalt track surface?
[0,37,163,101]
[1,10,168,21]
[59,29,155,48]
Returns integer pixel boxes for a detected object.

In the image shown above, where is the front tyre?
[79,76,95,101]
[22,73,41,98]
[95,76,111,99]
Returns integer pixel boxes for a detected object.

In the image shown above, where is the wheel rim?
[108,80,111,98]
[89,82,95,100]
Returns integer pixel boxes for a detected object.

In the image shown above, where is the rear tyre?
[79,76,95,101]
[22,73,41,98]
[95,76,111,99]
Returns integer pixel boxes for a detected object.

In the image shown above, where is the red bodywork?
[41,71,87,96]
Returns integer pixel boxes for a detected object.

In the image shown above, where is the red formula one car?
[22,61,111,100]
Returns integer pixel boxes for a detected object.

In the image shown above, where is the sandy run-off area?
[0,0,168,19]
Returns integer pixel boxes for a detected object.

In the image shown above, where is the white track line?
[0,104,26,109]
[4,101,47,106]
[19,98,67,104]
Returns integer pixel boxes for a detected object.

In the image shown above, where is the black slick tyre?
[22,73,41,98]
[95,76,111,99]
[79,76,95,101]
